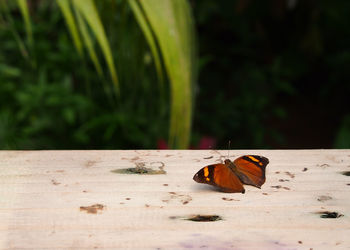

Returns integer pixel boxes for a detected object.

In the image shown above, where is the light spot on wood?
[85,160,97,168]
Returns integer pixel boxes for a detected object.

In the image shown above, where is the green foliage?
[0,0,196,149]
[0,0,171,149]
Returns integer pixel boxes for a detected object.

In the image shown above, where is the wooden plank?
[0,150,349,249]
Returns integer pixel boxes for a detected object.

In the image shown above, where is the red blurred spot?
[157,139,169,149]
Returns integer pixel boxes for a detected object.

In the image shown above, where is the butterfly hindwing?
[193,164,245,193]
[233,155,269,188]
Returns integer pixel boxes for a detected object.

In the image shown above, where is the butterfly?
[193,155,269,193]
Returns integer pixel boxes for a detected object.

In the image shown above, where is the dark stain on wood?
[80,204,105,214]
[203,156,214,159]
[186,215,222,222]
[262,192,268,195]
[315,211,343,219]
[167,192,192,205]
[318,163,330,168]
[341,171,350,176]
[111,165,166,175]
[51,179,60,185]
[302,168,308,172]
[163,184,168,186]
[284,171,295,178]
[278,179,290,182]
[271,185,290,190]
[222,197,240,201]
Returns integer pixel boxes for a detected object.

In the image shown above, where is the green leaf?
[139,0,197,148]
[75,9,103,75]
[128,0,164,84]
[73,0,119,94]
[56,0,83,56]
[16,0,33,48]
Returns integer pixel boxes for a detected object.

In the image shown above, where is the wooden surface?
[0,150,349,249]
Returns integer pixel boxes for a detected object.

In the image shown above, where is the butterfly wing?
[193,164,245,193]
[232,155,269,188]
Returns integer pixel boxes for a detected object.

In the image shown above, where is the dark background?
[193,0,350,149]
[0,0,349,149]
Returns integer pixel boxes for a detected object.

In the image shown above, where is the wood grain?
[0,150,349,249]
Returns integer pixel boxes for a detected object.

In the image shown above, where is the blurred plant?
[334,115,350,148]
[0,0,197,149]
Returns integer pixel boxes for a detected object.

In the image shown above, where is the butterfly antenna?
[228,140,231,158]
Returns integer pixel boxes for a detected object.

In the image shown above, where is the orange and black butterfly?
[193,155,269,193]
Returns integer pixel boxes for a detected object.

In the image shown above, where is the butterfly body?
[193,155,269,193]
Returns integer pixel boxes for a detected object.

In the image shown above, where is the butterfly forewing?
[193,164,245,193]
[233,155,269,188]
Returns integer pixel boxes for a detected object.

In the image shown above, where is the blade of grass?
[56,0,83,56]
[73,0,119,94]
[139,0,196,148]
[128,0,164,85]
[75,9,102,76]
[0,0,29,61]
[16,0,33,48]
